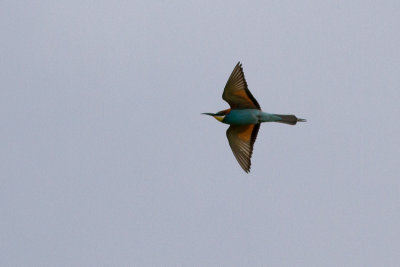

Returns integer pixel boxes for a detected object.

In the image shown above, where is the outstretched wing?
[222,62,261,110]
[226,124,260,173]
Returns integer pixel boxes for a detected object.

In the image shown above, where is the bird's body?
[203,62,306,173]
[221,109,282,125]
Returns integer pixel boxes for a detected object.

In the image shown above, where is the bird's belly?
[223,109,260,125]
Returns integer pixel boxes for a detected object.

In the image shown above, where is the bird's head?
[202,109,230,123]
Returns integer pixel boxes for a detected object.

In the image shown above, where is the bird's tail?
[274,114,306,125]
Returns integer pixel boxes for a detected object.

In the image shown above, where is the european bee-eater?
[203,62,306,173]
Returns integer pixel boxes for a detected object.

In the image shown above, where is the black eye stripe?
[216,111,227,116]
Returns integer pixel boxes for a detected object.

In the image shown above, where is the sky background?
[1,1,400,266]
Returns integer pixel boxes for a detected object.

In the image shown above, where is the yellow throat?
[213,115,224,122]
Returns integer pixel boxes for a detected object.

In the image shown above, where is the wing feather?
[226,124,260,173]
[222,62,261,110]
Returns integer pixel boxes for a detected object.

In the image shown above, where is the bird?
[203,62,306,173]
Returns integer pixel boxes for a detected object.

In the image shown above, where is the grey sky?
[1,1,399,266]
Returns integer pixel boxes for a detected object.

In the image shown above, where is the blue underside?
[222,109,282,125]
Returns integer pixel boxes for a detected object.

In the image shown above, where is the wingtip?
[238,163,251,173]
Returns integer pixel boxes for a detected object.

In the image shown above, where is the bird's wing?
[226,124,260,173]
[222,62,261,110]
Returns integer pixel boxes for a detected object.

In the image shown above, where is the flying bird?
[203,62,306,173]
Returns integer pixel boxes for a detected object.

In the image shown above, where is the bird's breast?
[223,109,261,125]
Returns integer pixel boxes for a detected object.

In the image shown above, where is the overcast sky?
[1,1,399,266]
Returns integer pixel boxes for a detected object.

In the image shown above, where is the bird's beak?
[202,112,224,122]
